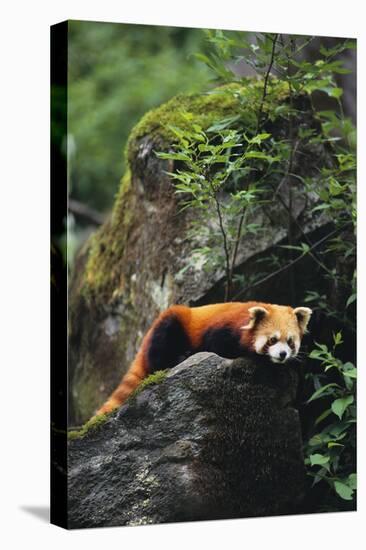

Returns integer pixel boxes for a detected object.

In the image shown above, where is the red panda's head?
[241,304,312,363]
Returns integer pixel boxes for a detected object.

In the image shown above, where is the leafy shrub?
[305,333,356,504]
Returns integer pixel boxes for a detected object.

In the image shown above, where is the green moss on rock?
[129,370,168,400]
[68,370,168,439]
[126,79,289,163]
[126,83,240,161]
[68,411,112,440]
[82,169,135,305]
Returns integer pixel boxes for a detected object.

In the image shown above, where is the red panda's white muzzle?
[269,341,292,363]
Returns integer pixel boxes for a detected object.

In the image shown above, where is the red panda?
[96,301,312,416]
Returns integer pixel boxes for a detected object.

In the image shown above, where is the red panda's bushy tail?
[95,348,146,416]
[95,305,191,417]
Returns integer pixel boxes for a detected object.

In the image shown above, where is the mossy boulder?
[69,79,331,425]
[67,353,305,528]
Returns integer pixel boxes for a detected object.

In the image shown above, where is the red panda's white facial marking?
[248,304,312,364]
[268,337,292,363]
[254,331,300,363]
[254,334,267,354]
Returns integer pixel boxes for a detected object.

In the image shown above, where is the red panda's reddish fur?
[96,301,307,416]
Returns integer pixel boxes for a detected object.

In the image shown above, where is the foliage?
[126,83,243,163]
[157,30,356,510]
[304,333,356,504]
[68,20,211,213]
[157,119,269,299]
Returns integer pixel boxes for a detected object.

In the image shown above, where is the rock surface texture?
[68,353,305,528]
[69,80,332,424]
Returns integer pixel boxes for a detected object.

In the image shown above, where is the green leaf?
[342,363,357,379]
[307,383,340,403]
[346,293,356,307]
[244,151,280,163]
[344,370,357,379]
[308,350,324,360]
[333,332,343,346]
[206,115,241,132]
[315,408,332,426]
[348,473,357,490]
[312,203,331,212]
[279,244,304,252]
[211,155,230,163]
[156,152,191,162]
[194,53,212,65]
[334,480,354,501]
[308,434,324,447]
[329,87,343,99]
[309,453,330,466]
[331,395,354,419]
[328,422,349,438]
[248,132,271,144]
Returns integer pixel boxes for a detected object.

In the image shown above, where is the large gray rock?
[67,353,305,528]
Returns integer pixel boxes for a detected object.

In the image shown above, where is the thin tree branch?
[232,222,351,301]
[268,178,334,276]
[285,43,296,303]
[230,207,249,274]
[266,41,332,279]
[272,139,300,200]
[256,33,279,134]
[229,35,279,291]
[214,195,231,301]
[69,199,105,226]
[207,174,231,300]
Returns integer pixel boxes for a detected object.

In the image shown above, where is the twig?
[207,176,231,301]
[215,196,231,301]
[269,39,333,278]
[69,199,104,226]
[268,179,334,276]
[273,140,299,199]
[232,222,351,301]
[255,33,279,135]
[285,43,296,303]
[229,35,279,295]
[230,207,249,274]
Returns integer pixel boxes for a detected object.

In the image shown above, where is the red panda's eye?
[288,337,293,345]
[269,337,278,345]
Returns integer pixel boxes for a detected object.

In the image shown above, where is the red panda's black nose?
[279,351,287,361]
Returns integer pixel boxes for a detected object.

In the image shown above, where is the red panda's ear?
[241,306,269,330]
[294,307,312,333]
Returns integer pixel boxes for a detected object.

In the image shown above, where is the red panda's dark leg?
[146,313,192,373]
[198,325,245,358]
